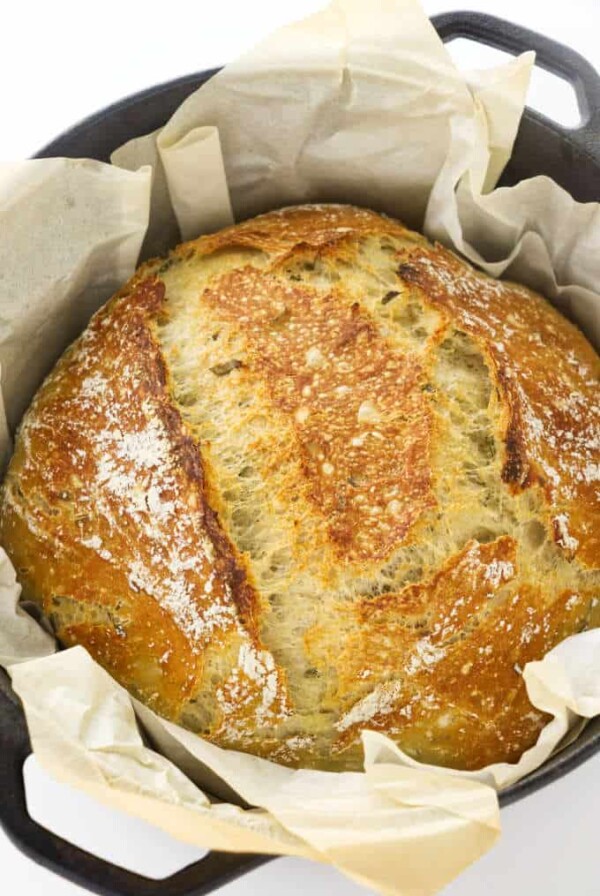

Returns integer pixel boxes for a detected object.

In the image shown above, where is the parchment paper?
[0,159,152,433]
[1,1,599,894]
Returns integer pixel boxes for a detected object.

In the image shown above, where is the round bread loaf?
[2,205,599,772]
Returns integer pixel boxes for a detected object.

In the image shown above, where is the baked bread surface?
[2,205,599,771]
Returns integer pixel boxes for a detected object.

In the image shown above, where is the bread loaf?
[2,205,599,772]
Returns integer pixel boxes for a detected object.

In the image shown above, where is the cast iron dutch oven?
[1,12,599,896]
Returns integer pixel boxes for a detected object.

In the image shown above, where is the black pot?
[2,11,599,896]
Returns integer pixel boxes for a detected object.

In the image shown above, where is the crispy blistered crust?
[1,275,289,730]
[1,204,599,772]
[395,248,600,567]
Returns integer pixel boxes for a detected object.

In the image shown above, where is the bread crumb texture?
[2,205,599,772]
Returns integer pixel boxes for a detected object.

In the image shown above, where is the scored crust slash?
[1,204,599,773]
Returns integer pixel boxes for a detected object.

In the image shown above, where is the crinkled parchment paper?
[1,1,599,894]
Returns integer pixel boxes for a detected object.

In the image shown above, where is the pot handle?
[0,674,268,896]
[431,11,600,163]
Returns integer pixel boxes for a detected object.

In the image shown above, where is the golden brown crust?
[2,204,598,772]
[395,246,600,567]
[203,268,434,560]
[1,274,289,728]
[330,536,592,768]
